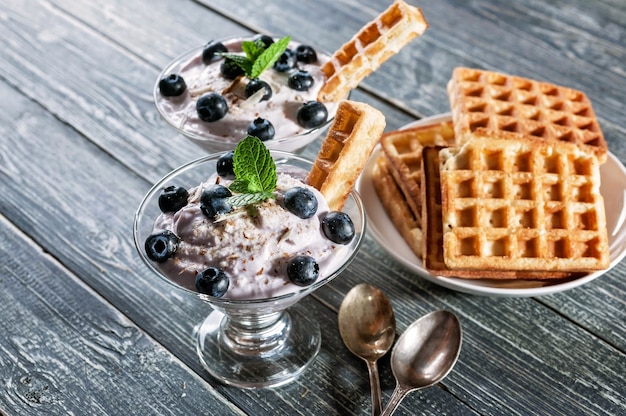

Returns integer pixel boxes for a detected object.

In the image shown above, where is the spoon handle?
[366,360,383,416]
[380,385,409,416]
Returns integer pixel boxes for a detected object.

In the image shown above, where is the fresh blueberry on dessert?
[200,184,233,218]
[220,58,246,79]
[158,186,189,213]
[287,255,319,286]
[288,70,314,91]
[195,267,230,297]
[196,92,228,122]
[273,48,296,72]
[252,34,274,49]
[202,40,228,64]
[295,45,317,63]
[247,118,275,141]
[145,230,180,263]
[297,101,328,128]
[321,211,355,244]
[216,151,235,179]
[284,187,318,219]
[158,73,187,97]
[245,79,273,101]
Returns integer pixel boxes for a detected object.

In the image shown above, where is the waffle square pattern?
[318,0,428,102]
[439,137,610,272]
[448,67,607,162]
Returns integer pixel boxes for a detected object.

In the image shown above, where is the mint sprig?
[227,136,277,207]
[218,36,291,79]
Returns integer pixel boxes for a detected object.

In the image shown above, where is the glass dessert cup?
[133,151,365,388]
[153,36,344,154]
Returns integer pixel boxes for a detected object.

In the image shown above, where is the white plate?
[356,114,626,297]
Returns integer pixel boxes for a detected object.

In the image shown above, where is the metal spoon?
[381,310,462,416]
[338,283,396,416]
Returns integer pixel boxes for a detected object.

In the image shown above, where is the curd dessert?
[155,35,340,152]
[142,136,356,300]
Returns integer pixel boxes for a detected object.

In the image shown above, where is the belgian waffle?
[421,146,575,279]
[307,100,386,210]
[447,67,607,162]
[317,0,428,103]
[372,156,423,257]
[380,120,455,221]
[437,135,610,274]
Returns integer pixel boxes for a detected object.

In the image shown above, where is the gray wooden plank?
[0,217,244,416]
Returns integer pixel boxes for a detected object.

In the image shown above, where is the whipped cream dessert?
[155,36,339,146]
[146,166,352,300]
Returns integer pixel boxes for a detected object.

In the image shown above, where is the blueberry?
[273,49,296,72]
[144,230,179,263]
[284,187,318,219]
[216,151,235,179]
[200,184,233,219]
[287,255,319,286]
[196,92,228,122]
[295,45,317,63]
[321,211,355,244]
[195,267,229,297]
[202,40,227,64]
[220,58,245,79]
[247,117,275,141]
[288,70,314,91]
[245,79,272,101]
[158,186,189,213]
[252,34,274,49]
[297,101,328,129]
[158,73,187,97]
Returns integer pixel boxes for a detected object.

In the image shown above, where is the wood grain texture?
[0,0,625,414]
[0,216,244,416]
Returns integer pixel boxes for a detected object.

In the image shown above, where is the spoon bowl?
[381,310,462,416]
[338,283,396,416]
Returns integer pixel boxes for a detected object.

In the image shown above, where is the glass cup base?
[195,304,321,388]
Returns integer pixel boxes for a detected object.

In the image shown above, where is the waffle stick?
[447,67,607,162]
[372,156,423,257]
[308,100,386,211]
[380,120,455,221]
[318,0,428,103]
[436,136,609,275]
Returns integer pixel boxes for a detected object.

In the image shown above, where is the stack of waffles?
[373,67,610,279]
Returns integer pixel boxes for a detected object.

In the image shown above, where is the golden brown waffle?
[380,120,455,221]
[447,67,607,162]
[372,156,423,257]
[317,0,428,103]
[307,100,386,210]
[437,136,610,274]
[420,146,573,279]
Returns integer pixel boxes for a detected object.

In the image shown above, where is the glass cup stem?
[222,310,289,356]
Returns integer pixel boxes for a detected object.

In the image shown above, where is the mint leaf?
[229,136,277,204]
[228,192,275,208]
[242,40,265,62]
[228,179,250,194]
[216,36,290,79]
[250,36,290,79]
[219,54,253,75]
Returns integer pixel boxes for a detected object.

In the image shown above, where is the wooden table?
[1,0,625,415]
